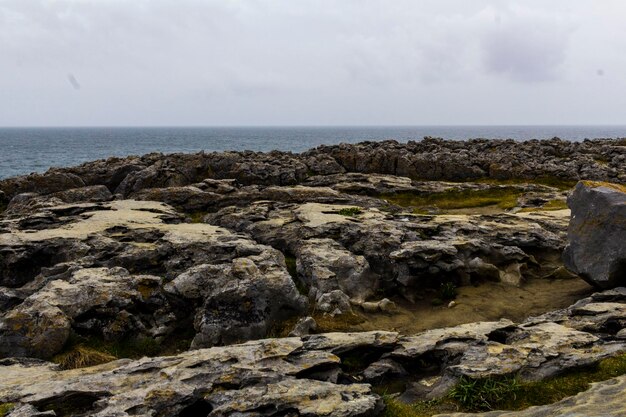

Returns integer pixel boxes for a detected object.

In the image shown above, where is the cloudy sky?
[1,0,626,126]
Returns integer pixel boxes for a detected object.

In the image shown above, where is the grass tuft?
[449,376,519,411]
[475,176,577,191]
[498,353,626,410]
[52,345,117,370]
[338,207,363,217]
[188,211,208,223]
[383,354,626,416]
[0,404,15,417]
[381,397,456,417]
[438,282,457,301]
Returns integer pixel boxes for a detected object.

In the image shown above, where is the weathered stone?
[0,201,306,358]
[563,181,626,289]
[0,337,382,417]
[297,238,375,303]
[288,316,317,337]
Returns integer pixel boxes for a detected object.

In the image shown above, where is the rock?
[317,290,353,315]
[363,358,408,382]
[297,238,375,303]
[563,181,626,289]
[360,298,397,313]
[0,336,383,417]
[2,138,624,204]
[0,200,306,358]
[288,316,317,337]
[209,200,570,304]
[0,290,625,415]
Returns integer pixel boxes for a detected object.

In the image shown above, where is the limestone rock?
[563,181,626,289]
[297,238,375,303]
[0,201,306,358]
[0,337,383,417]
[288,316,317,337]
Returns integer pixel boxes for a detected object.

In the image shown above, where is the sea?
[1,125,625,180]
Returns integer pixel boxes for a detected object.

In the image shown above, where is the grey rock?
[563,181,626,289]
[0,200,306,358]
[288,316,317,337]
[297,238,375,303]
[363,358,408,382]
[0,336,383,417]
[317,290,353,315]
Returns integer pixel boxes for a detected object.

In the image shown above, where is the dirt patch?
[349,278,594,334]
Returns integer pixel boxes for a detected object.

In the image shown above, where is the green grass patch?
[382,187,522,212]
[0,404,15,417]
[450,376,520,411]
[542,199,569,210]
[284,255,298,278]
[338,207,363,216]
[381,397,457,417]
[312,312,366,332]
[384,353,626,416]
[475,176,577,191]
[438,282,457,301]
[499,353,626,410]
[188,211,208,223]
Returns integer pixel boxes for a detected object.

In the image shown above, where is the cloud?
[1,0,626,125]
[479,5,574,82]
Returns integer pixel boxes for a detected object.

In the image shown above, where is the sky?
[1,0,626,126]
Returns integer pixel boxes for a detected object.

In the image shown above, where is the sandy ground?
[352,278,593,334]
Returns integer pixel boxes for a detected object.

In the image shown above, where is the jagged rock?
[0,200,306,358]
[563,181,626,289]
[0,336,383,417]
[363,358,408,382]
[317,290,353,315]
[0,291,625,415]
[289,316,317,337]
[2,138,624,203]
[297,238,375,303]
[209,201,569,302]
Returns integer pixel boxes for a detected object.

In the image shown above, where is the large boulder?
[563,181,626,289]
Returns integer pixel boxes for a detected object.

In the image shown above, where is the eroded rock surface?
[209,201,570,303]
[1,290,626,416]
[2,138,625,203]
[563,181,626,289]
[0,201,306,358]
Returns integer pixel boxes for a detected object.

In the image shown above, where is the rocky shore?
[0,138,625,416]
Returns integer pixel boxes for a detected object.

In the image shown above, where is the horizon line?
[2,124,626,129]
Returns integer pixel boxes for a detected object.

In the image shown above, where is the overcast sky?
[2,0,626,126]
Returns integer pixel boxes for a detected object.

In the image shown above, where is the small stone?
[289,316,317,337]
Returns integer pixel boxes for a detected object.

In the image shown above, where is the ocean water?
[1,125,625,180]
